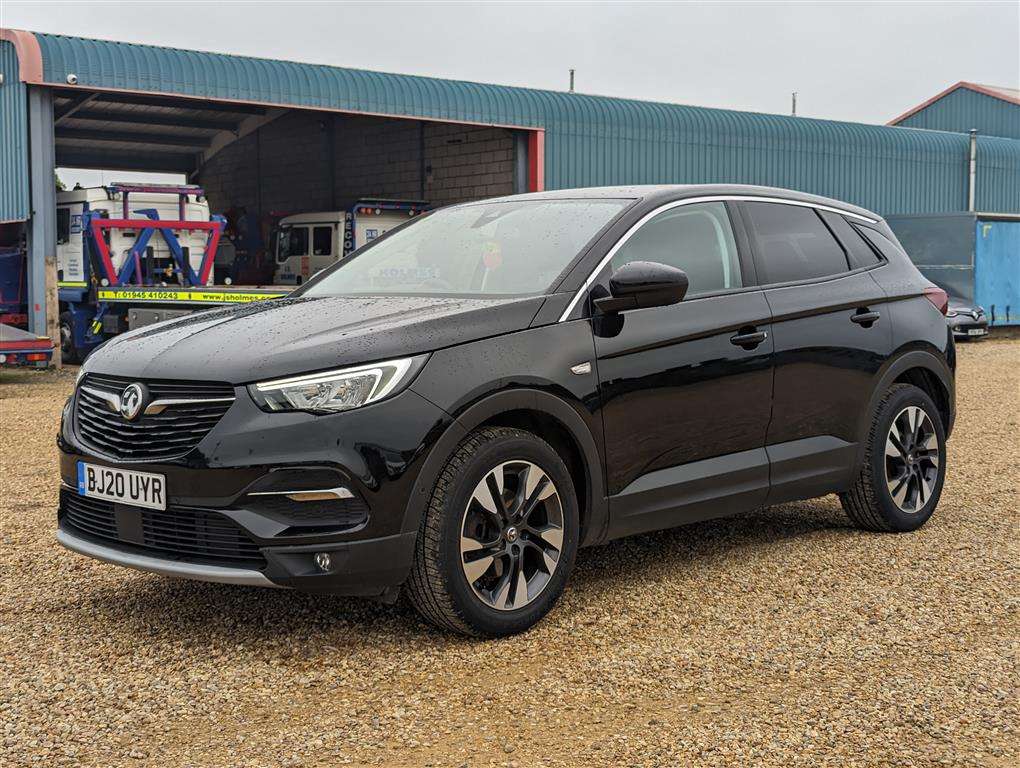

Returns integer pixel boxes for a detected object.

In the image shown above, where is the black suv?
[57,185,955,636]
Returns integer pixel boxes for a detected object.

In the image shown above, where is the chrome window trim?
[557,195,878,322]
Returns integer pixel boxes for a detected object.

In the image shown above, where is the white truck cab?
[273,199,426,285]
[57,186,214,288]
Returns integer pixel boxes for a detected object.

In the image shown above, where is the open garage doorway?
[42,86,542,361]
[49,87,539,286]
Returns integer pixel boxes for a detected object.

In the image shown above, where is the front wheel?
[59,311,81,365]
[840,383,947,532]
[406,427,579,637]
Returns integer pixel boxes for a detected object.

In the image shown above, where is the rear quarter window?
[743,201,850,283]
[818,210,882,269]
[857,227,905,262]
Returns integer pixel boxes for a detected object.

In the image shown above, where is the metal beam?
[56,127,213,148]
[54,91,98,123]
[94,92,266,115]
[56,149,197,174]
[67,108,240,132]
[26,86,60,365]
[513,131,528,194]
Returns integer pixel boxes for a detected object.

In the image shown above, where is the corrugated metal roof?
[0,41,30,222]
[9,31,1020,215]
[890,82,1020,140]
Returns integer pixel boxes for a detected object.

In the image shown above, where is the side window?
[57,208,71,245]
[857,227,904,262]
[743,202,850,283]
[818,211,881,269]
[289,227,309,257]
[610,202,742,296]
[313,226,332,256]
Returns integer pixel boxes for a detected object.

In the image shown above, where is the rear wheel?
[840,383,946,532]
[406,427,579,636]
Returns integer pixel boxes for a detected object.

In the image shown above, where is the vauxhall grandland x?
[58,185,955,636]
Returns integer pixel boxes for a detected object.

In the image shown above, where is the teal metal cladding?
[0,41,30,222]
[895,87,1020,140]
[29,33,1020,215]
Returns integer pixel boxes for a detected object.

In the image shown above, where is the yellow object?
[96,288,289,304]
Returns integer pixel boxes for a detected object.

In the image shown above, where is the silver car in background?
[947,296,989,340]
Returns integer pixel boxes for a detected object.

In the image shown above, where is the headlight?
[249,356,425,414]
[945,310,958,318]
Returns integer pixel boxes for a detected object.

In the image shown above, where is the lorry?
[273,199,426,284]
[57,183,288,362]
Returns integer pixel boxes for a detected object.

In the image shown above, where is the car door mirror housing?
[593,261,689,314]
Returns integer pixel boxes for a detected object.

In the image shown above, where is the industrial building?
[2,29,1019,357]
[889,81,1020,140]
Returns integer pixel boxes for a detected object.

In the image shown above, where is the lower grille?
[60,490,265,568]
[245,493,369,528]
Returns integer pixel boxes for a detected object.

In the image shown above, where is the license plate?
[77,462,166,511]
[968,328,987,336]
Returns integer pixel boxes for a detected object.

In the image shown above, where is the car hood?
[86,294,545,383]
[948,299,983,315]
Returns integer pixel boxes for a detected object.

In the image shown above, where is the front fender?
[400,388,608,547]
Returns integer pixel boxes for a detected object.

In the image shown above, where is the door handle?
[850,309,881,327]
[730,329,768,349]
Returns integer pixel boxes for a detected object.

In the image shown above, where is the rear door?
[594,201,774,539]
[737,200,893,504]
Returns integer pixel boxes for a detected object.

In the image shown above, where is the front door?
[593,201,774,539]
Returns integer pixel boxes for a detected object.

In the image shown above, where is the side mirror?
[593,261,689,314]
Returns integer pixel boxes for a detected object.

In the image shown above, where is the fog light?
[314,552,332,572]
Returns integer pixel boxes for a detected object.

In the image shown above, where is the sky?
[4,0,1018,187]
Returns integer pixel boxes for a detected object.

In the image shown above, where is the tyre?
[840,383,947,532]
[59,312,81,365]
[406,426,579,636]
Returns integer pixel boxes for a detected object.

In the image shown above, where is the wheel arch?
[855,346,956,472]
[402,389,607,548]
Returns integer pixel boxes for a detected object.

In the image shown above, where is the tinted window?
[313,226,332,256]
[858,227,904,262]
[304,199,629,297]
[743,202,850,283]
[818,211,881,269]
[57,208,70,245]
[610,202,742,296]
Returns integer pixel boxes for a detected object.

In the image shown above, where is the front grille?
[60,490,265,568]
[75,374,235,462]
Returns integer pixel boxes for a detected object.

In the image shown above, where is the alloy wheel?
[459,460,564,611]
[884,406,940,513]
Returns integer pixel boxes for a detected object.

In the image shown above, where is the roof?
[490,184,880,220]
[890,82,1020,124]
[2,29,1019,218]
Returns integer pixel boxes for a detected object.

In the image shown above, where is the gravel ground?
[2,337,1017,767]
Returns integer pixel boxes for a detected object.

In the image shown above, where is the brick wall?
[423,122,515,206]
[197,110,516,221]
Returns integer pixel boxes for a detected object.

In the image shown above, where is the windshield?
[300,199,629,297]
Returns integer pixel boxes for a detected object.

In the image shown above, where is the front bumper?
[57,526,279,587]
[57,382,452,597]
[948,315,988,338]
[56,522,418,597]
